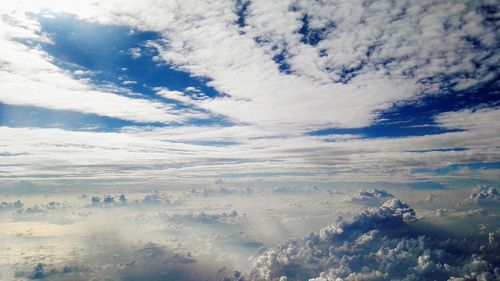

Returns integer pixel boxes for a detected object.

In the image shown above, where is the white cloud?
[436,107,500,131]
[349,189,394,205]
[73,69,95,76]
[0,112,499,184]
[121,80,137,85]
[128,47,141,59]
[155,87,194,104]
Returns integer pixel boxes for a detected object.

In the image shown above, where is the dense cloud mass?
[0,187,499,281]
[225,199,499,281]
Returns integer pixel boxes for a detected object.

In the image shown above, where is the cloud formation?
[468,186,499,204]
[349,189,394,205]
[0,1,498,185]
[1,188,499,281]
[225,199,499,281]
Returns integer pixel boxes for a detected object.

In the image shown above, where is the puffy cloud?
[8,200,68,216]
[141,191,171,205]
[349,189,394,205]
[224,199,498,281]
[87,192,171,207]
[118,194,127,205]
[102,194,115,205]
[1,189,499,281]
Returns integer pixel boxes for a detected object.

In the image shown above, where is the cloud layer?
[0,1,498,184]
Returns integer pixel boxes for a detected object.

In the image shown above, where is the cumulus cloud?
[141,191,172,205]
[3,200,68,216]
[349,189,394,205]
[2,189,499,281]
[87,192,172,207]
[223,199,499,281]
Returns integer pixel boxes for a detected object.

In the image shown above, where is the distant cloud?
[349,189,394,205]
[73,69,95,76]
[155,87,194,104]
[0,200,24,211]
[121,80,137,85]
[469,186,499,204]
[164,210,246,225]
[128,47,142,59]
[141,191,172,205]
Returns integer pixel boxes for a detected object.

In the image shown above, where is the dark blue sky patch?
[379,79,499,126]
[309,124,461,139]
[235,0,251,28]
[272,47,293,74]
[298,14,335,46]
[310,79,499,138]
[334,61,367,84]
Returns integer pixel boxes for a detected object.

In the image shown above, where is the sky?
[0,1,500,280]
[0,0,499,189]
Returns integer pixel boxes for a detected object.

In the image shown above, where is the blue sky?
[0,0,498,188]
